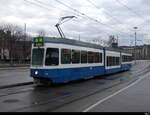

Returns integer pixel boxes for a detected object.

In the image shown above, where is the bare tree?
[0,23,27,65]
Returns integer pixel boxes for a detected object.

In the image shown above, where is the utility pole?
[24,23,26,64]
[79,34,80,41]
[134,27,138,64]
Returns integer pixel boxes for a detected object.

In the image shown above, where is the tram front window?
[32,48,44,66]
[45,48,59,66]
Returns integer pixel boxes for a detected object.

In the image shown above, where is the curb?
[0,67,29,70]
[0,82,34,89]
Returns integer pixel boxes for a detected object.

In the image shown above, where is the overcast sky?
[1,0,150,46]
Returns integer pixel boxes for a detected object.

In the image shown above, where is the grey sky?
[0,0,150,46]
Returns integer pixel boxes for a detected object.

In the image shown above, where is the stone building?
[120,45,150,60]
[0,40,32,64]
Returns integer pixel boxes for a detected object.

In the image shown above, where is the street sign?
[33,37,44,47]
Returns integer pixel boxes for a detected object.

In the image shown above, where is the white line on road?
[83,72,150,112]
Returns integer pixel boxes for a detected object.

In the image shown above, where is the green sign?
[34,37,44,47]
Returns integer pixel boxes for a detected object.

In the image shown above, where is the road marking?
[83,72,150,112]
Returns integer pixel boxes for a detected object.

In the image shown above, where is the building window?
[81,51,87,63]
[72,50,80,64]
[45,48,59,66]
[61,49,71,64]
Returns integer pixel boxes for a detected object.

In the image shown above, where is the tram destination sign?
[33,37,44,47]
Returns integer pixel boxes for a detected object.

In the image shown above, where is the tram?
[30,37,133,85]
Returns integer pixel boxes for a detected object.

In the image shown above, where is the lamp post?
[24,23,26,64]
[134,27,138,64]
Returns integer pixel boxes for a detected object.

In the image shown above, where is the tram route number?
[34,37,44,47]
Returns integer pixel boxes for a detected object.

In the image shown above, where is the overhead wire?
[115,0,150,44]
[87,0,123,25]
[86,0,132,36]
[24,0,78,16]
[116,0,150,27]
[54,0,131,36]
[24,0,111,36]
[24,0,132,40]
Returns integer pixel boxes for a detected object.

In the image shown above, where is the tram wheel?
[34,78,52,87]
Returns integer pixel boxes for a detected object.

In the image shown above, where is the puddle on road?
[3,99,20,103]
[56,92,72,96]
[94,81,105,85]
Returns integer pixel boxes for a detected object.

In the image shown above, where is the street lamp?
[134,27,138,64]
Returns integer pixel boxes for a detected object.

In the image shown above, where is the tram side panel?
[49,49,105,83]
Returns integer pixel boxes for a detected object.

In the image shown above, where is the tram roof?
[44,37,104,49]
[37,37,132,54]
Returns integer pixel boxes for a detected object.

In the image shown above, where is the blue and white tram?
[30,37,133,85]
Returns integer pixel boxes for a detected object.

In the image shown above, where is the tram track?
[0,61,150,112]
[11,64,150,112]
[49,66,150,112]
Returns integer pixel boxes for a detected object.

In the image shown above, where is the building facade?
[120,45,150,60]
[0,40,32,64]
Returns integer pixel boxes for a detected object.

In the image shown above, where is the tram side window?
[45,48,59,66]
[88,52,94,63]
[107,56,120,66]
[128,56,132,61]
[122,55,132,62]
[94,52,100,63]
[107,56,111,66]
[112,57,115,65]
[61,49,71,64]
[122,55,125,62]
[127,56,129,62]
[99,53,102,63]
[81,51,87,63]
[116,57,120,65]
[107,56,109,66]
[122,55,126,62]
[130,56,133,61]
[72,50,80,64]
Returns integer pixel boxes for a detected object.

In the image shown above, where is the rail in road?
[0,60,149,112]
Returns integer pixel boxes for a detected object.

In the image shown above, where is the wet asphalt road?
[0,60,150,112]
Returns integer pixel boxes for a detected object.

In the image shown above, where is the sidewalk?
[0,64,30,70]
[0,67,33,89]
[0,63,30,67]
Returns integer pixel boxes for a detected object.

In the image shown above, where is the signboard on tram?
[33,37,44,47]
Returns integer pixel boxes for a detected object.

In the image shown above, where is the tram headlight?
[35,71,38,75]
